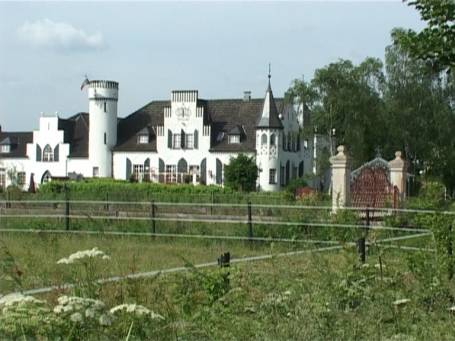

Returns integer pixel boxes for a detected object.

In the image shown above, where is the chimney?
[243,91,251,102]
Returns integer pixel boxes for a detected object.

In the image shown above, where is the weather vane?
[268,63,271,80]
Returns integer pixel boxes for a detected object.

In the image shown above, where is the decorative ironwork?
[351,157,398,209]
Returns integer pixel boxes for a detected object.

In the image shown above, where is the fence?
[0,198,438,259]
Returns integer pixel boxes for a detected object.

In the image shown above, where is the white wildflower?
[393,298,410,307]
[375,263,385,269]
[448,306,455,313]
[283,290,292,296]
[53,305,64,314]
[99,314,113,326]
[110,303,164,320]
[85,308,96,318]
[57,247,111,265]
[70,312,83,323]
[0,293,42,307]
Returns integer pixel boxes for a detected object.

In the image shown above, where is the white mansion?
[0,77,324,191]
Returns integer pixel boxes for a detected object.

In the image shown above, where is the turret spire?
[256,67,283,129]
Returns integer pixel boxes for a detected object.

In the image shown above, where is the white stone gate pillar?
[388,151,407,200]
[330,145,351,212]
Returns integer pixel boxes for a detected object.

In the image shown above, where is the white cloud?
[18,19,105,52]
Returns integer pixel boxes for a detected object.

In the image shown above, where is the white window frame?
[0,168,5,190]
[138,134,149,144]
[185,134,194,149]
[43,145,54,162]
[229,134,240,144]
[173,134,181,149]
[166,165,177,183]
[269,168,277,184]
[0,145,10,153]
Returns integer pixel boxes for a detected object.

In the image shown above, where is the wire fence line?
[0,213,430,233]
[0,228,432,246]
[2,199,455,215]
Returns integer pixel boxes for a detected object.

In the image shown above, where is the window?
[0,168,5,190]
[104,133,107,145]
[228,134,240,144]
[166,165,177,183]
[138,134,149,144]
[93,167,99,177]
[104,102,107,113]
[133,164,144,181]
[189,165,200,182]
[304,139,309,149]
[280,166,285,185]
[261,133,267,146]
[269,169,277,184]
[185,134,194,149]
[43,144,54,162]
[17,172,26,186]
[270,134,276,146]
[42,171,51,184]
[0,145,10,153]
[173,134,181,149]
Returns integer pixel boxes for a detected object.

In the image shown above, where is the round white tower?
[88,80,118,177]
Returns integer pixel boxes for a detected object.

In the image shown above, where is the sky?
[0,1,425,131]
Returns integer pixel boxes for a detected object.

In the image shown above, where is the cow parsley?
[110,304,164,320]
[57,247,110,264]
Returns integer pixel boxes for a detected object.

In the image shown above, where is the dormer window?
[0,137,11,153]
[228,125,243,144]
[228,134,240,144]
[0,145,10,153]
[138,134,149,144]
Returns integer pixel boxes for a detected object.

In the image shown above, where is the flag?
[80,77,90,91]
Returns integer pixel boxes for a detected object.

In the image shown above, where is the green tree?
[307,58,386,167]
[384,38,455,193]
[393,0,455,72]
[223,154,258,192]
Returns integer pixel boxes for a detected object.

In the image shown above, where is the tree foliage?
[287,32,455,193]
[223,154,258,192]
[393,0,455,72]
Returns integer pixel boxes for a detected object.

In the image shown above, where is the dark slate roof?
[255,81,284,129]
[114,101,167,152]
[0,131,33,158]
[58,113,90,158]
[114,97,285,153]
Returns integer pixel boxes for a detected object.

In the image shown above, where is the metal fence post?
[218,252,230,267]
[448,222,453,280]
[357,206,369,263]
[151,200,156,236]
[247,201,253,242]
[210,191,214,216]
[64,185,70,231]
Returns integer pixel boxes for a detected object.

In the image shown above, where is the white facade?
[0,78,318,192]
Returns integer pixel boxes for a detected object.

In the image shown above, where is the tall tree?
[309,58,386,166]
[224,154,258,192]
[393,0,455,72]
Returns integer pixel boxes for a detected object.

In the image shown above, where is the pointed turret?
[256,75,283,129]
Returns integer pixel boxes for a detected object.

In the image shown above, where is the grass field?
[2,228,454,340]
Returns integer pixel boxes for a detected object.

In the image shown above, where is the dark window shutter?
[126,158,132,179]
[297,133,301,151]
[181,129,185,149]
[177,158,188,173]
[54,144,59,162]
[168,130,172,148]
[216,158,222,184]
[36,145,42,161]
[159,158,165,183]
[200,158,206,185]
[194,129,198,149]
[299,161,304,177]
[159,158,165,172]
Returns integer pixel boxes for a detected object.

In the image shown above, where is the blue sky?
[0,1,424,131]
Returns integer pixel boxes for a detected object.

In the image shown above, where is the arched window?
[41,171,51,184]
[270,133,276,146]
[43,144,53,162]
[261,133,267,146]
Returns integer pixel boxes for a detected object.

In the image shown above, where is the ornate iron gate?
[350,157,398,209]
